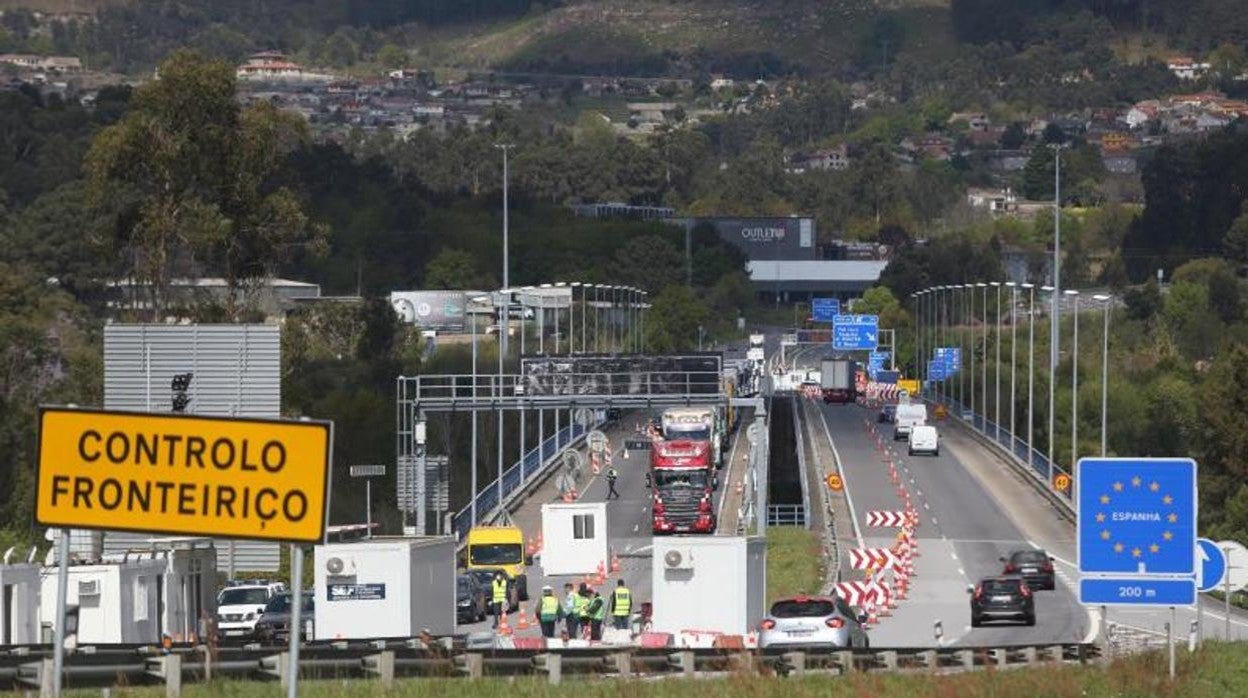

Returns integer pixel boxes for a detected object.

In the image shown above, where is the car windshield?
[654,470,708,488]
[457,578,473,593]
[769,600,836,618]
[1012,551,1048,564]
[982,579,1023,593]
[665,427,710,441]
[219,588,269,606]
[469,543,522,565]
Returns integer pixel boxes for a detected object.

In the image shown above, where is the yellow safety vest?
[575,594,590,618]
[590,596,606,621]
[539,595,560,620]
[492,577,508,604]
[612,587,631,616]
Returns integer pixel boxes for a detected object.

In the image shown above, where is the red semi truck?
[648,439,717,534]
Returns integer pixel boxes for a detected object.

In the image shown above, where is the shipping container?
[649,537,766,638]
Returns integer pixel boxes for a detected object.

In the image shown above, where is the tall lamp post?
[1040,285,1055,481]
[1065,289,1080,472]
[1006,281,1018,452]
[978,282,988,432]
[991,281,1002,442]
[1048,143,1067,486]
[1023,283,1036,468]
[1093,294,1111,457]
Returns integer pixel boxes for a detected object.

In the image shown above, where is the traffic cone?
[866,604,879,625]
[897,573,909,600]
[611,553,621,573]
[516,604,531,630]
[498,610,513,636]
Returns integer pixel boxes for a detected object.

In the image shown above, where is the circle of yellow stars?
[1095,476,1177,559]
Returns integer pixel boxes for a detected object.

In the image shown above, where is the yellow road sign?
[1054,473,1071,493]
[826,473,844,491]
[897,379,920,395]
[36,407,332,543]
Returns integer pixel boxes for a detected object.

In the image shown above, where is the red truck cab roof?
[651,439,712,468]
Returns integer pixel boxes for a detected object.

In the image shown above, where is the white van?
[893,404,928,441]
[908,425,939,456]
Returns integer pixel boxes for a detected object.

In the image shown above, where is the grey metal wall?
[98,324,283,572]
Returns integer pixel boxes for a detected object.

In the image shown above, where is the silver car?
[758,595,870,649]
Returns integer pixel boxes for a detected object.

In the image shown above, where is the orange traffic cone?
[498,610,513,636]
[611,553,621,573]
[516,603,531,631]
[526,538,537,556]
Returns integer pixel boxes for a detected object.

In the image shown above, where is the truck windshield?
[469,543,523,565]
[665,427,710,441]
[654,470,709,488]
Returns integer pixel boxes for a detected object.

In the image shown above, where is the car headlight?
[245,612,256,621]
[458,599,471,606]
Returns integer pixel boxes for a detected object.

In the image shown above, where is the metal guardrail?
[791,396,812,531]
[767,504,808,527]
[0,641,1101,690]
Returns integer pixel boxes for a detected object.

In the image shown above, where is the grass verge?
[766,526,825,603]
[70,641,1248,697]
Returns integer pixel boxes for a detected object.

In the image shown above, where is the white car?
[908,425,939,456]
[217,582,286,641]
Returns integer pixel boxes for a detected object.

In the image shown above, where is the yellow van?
[463,525,532,601]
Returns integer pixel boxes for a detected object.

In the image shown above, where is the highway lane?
[812,399,1091,647]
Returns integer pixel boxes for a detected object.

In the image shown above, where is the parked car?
[969,576,1035,627]
[457,573,488,623]
[1001,549,1056,590]
[758,594,870,649]
[908,425,939,456]
[253,592,314,644]
[217,581,286,642]
[877,404,897,423]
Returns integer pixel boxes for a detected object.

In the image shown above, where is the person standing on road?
[611,578,631,630]
[490,572,508,628]
[562,582,579,638]
[588,590,606,640]
[606,465,620,499]
[577,584,593,638]
[537,585,561,638]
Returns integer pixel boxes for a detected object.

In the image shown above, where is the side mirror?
[966,585,975,594]
[525,555,534,566]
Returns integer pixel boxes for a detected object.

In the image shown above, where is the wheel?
[1025,614,1036,627]
[934,448,940,457]
[908,449,914,456]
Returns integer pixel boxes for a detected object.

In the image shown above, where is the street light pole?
[1025,284,1037,468]
[1067,289,1080,472]
[1048,143,1066,488]
[1007,282,1017,452]
[1041,285,1054,480]
[979,282,988,433]
[992,281,1002,442]
[1094,294,1111,457]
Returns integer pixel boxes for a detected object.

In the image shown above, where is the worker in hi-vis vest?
[611,578,632,630]
[491,571,508,628]
[537,585,562,638]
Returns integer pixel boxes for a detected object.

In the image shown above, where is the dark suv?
[1001,549,1056,590]
[969,576,1035,627]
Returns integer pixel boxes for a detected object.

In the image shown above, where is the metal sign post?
[287,543,304,698]
[51,530,69,696]
[350,465,388,539]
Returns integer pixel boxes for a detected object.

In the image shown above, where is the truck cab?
[648,439,716,534]
[463,526,532,601]
[661,406,724,469]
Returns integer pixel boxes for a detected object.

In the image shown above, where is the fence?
[451,423,589,540]
[3,640,1101,692]
[767,504,808,527]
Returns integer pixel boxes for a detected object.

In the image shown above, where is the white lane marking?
[716,414,745,521]
[931,517,939,526]
[917,490,923,497]
[816,404,864,548]
[950,552,959,561]
[633,524,639,533]
[632,545,652,555]
[957,568,965,576]
[923,502,930,510]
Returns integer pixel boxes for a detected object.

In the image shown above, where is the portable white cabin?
[40,553,166,644]
[540,502,608,576]
[650,536,766,638]
[0,546,42,644]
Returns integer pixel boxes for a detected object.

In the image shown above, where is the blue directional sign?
[832,314,879,351]
[1077,457,1197,578]
[934,347,961,372]
[1079,578,1196,607]
[811,298,841,323]
[927,360,948,381]
[1197,538,1227,593]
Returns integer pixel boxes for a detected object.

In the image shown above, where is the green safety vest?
[492,577,508,604]
[539,595,560,621]
[589,597,606,621]
[575,594,590,619]
[612,587,631,617]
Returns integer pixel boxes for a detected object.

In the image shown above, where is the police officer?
[490,572,508,628]
[562,582,579,638]
[588,590,606,641]
[537,585,561,638]
[611,578,632,630]
[606,465,620,500]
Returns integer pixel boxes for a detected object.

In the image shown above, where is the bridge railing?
[923,394,1073,510]
[767,504,808,527]
[407,371,724,403]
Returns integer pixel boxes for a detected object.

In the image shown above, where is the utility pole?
[1048,143,1066,487]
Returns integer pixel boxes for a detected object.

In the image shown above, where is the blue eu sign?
[811,298,840,323]
[1077,458,1197,577]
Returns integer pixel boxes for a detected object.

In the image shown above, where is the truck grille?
[220,613,244,623]
[659,491,702,523]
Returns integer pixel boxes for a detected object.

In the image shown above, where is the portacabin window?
[573,513,595,540]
